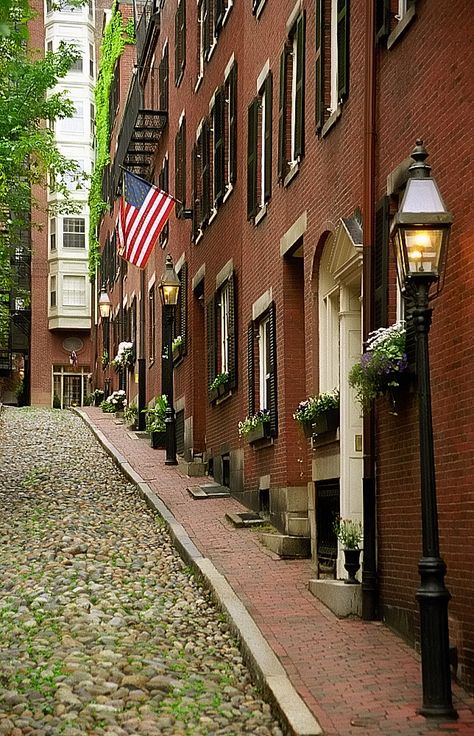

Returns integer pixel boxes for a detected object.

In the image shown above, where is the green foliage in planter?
[293,388,339,424]
[333,517,362,550]
[143,394,168,432]
[123,402,137,426]
[238,409,270,437]
[88,2,135,278]
[209,371,229,392]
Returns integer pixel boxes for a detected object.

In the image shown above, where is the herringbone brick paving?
[83,408,474,735]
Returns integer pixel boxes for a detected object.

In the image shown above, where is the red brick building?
[94,0,474,692]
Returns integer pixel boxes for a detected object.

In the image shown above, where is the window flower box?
[238,410,272,444]
[245,421,272,444]
[294,389,339,439]
[312,407,340,435]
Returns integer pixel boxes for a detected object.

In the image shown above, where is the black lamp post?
[98,285,112,393]
[158,255,180,465]
[391,140,456,718]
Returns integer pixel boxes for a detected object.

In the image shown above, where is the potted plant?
[123,402,138,430]
[91,388,104,407]
[143,394,168,448]
[238,409,271,444]
[349,322,408,411]
[172,334,183,362]
[293,388,339,438]
[111,342,135,372]
[333,517,363,584]
[209,371,229,401]
[101,350,109,369]
[106,389,127,417]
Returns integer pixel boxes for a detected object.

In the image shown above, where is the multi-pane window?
[159,43,169,111]
[50,218,56,250]
[175,114,186,217]
[50,275,57,308]
[69,45,83,73]
[206,272,236,398]
[89,43,94,77]
[247,71,272,219]
[148,284,156,363]
[315,0,349,133]
[197,0,207,82]
[278,12,305,181]
[159,156,169,247]
[62,275,86,306]
[223,62,237,193]
[47,40,53,54]
[247,302,278,435]
[59,101,84,134]
[63,217,85,248]
[174,0,186,86]
[90,103,95,138]
[64,160,85,191]
[376,0,415,42]
[191,120,210,241]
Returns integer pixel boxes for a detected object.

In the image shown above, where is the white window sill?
[221,2,233,28]
[387,6,416,50]
[194,73,203,93]
[194,229,204,245]
[222,183,234,203]
[254,203,268,226]
[254,0,267,19]
[206,39,217,62]
[321,105,342,138]
[208,207,218,225]
[283,161,300,188]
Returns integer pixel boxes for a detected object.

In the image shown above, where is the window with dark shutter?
[247,98,258,219]
[294,11,305,160]
[337,0,349,101]
[191,143,200,241]
[373,196,389,330]
[229,62,237,185]
[375,0,390,42]
[159,158,169,247]
[206,298,217,394]
[159,44,169,112]
[175,117,186,217]
[215,0,224,33]
[264,72,272,203]
[203,0,212,60]
[201,120,211,226]
[315,0,324,132]
[227,272,237,388]
[177,262,188,356]
[214,87,225,206]
[175,0,186,86]
[267,302,278,436]
[277,49,287,182]
[247,322,255,417]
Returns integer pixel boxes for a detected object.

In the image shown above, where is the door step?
[260,533,311,558]
[226,511,266,528]
[187,483,230,499]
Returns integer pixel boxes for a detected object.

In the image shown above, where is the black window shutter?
[277,48,287,182]
[175,118,185,217]
[268,301,278,437]
[201,119,211,225]
[294,11,305,160]
[215,0,224,33]
[159,46,169,111]
[337,0,349,101]
[375,0,390,42]
[207,297,217,393]
[214,86,225,205]
[174,5,179,85]
[229,62,237,184]
[247,98,258,219]
[179,262,188,355]
[227,271,237,389]
[247,322,255,416]
[175,0,185,84]
[191,143,199,241]
[373,196,389,330]
[264,72,272,203]
[315,0,324,132]
[203,0,211,60]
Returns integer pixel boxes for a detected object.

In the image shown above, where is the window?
[247,301,277,435]
[223,62,237,192]
[63,217,85,248]
[376,0,416,46]
[191,120,210,241]
[63,275,86,306]
[174,0,186,86]
[50,218,56,250]
[174,262,188,360]
[315,0,349,134]
[175,115,186,217]
[159,43,169,112]
[50,275,57,307]
[90,103,95,138]
[148,284,156,363]
[89,43,94,78]
[278,12,305,182]
[47,40,53,54]
[247,71,272,219]
[206,271,236,397]
[197,0,206,82]
[59,101,84,134]
[158,156,169,247]
[64,161,85,191]
[70,47,83,73]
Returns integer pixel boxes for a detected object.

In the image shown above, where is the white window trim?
[220,283,230,375]
[329,0,338,115]
[259,316,270,410]
[290,33,298,162]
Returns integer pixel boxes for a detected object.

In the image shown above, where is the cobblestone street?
[0,408,282,736]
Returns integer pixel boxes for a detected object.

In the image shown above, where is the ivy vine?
[88,1,134,279]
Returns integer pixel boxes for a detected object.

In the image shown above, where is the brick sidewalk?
[82,408,474,736]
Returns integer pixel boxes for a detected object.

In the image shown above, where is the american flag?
[117,170,175,269]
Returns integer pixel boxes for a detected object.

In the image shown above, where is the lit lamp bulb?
[408,231,433,272]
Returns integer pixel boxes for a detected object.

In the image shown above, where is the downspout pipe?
[361,0,378,621]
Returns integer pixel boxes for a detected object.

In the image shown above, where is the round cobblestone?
[0,407,281,735]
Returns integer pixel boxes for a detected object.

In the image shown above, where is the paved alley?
[0,408,282,736]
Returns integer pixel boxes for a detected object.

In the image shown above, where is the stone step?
[259,533,310,559]
[308,578,362,618]
[285,513,310,537]
[178,460,207,477]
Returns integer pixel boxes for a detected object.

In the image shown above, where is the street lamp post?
[98,285,112,395]
[391,140,457,719]
[158,255,180,466]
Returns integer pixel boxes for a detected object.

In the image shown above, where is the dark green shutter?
[264,72,272,202]
[203,0,211,60]
[174,4,179,84]
[277,48,287,181]
[247,322,255,416]
[175,0,185,85]
[229,62,237,184]
[337,0,349,101]
[191,143,199,241]
[214,87,225,205]
[215,0,224,32]
[159,45,169,111]
[201,119,211,225]
[294,11,305,160]
[207,297,217,394]
[179,262,188,355]
[315,0,324,132]
[247,98,258,219]
[227,272,237,389]
[376,0,390,42]
[268,302,278,437]
[175,117,185,217]
[373,196,389,330]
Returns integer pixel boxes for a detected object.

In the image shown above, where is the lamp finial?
[409,139,431,179]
